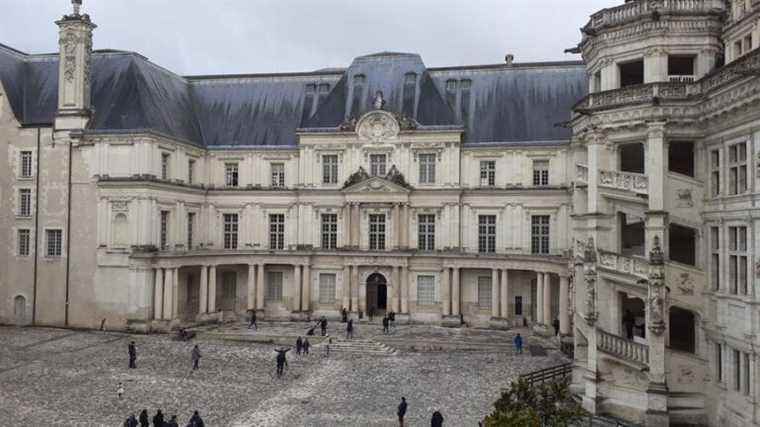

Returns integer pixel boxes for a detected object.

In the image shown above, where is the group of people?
[295,336,311,355]
[396,397,444,427]
[125,342,203,372]
[382,311,396,334]
[122,409,204,427]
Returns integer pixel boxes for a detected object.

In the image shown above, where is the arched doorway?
[14,295,26,326]
[366,273,388,316]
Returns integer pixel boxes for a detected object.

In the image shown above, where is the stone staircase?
[319,338,398,356]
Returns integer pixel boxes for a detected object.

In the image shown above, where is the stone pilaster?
[256,264,265,311]
[55,2,96,130]
[645,240,669,426]
[247,264,255,311]
[153,268,163,320]
[293,265,302,312]
[302,265,311,312]
[199,265,208,315]
[208,265,217,313]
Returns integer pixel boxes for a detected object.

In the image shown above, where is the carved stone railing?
[700,47,760,93]
[598,328,650,366]
[587,0,724,30]
[575,82,699,111]
[576,164,588,184]
[598,169,649,195]
[597,250,650,280]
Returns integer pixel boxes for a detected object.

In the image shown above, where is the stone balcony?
[585,0,725,31]
[599,169,648,196]
[597,249,650,281]
[598,328,650,367]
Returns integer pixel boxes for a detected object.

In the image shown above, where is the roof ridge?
[0,42,30,57]
[429,60,585,72]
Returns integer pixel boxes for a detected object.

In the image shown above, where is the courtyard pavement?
[0,323,566,426]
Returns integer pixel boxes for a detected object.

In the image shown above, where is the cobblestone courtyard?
[0,323,565,426]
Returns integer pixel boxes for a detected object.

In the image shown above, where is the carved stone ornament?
[677,272,694,295]
[676,189,693,208]
[649,235,664,265]
[111,200,129,212]
[60,32,79,83]
[384,165,411,189]
[647,268,668,336]
[755,259,760,278]
[584,236,597,263]
[373,90,386,110]
[584,266,598,326]
[356,110,400,143]
[342,167,370,189]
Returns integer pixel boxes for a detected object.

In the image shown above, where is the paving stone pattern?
[0,324,564,426]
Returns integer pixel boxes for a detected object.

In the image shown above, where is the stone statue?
[342,167,371,189]
[650,235,664,265]
[373,91,385,110]
[385,165,411,189]
[72,0,83,15]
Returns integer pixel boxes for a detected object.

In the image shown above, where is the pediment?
[342,176,410,194]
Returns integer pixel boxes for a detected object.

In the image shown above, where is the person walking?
[341,307,348,323]
[124,414,138,427]
[324,337,332,357]
[165,414,179,427]
[152,410,165,427]
[248,310,257,330]
[431,410,444,427]
[296,336,303,356]
[397,397,408,427]
[320,316,328,336]
[138,409,149,427]
[191,345,202,371]
[513,333,524,355]
[187,410,205,427]
[303,338,310,355]
[275,348,290,377]
[116,382,124,399]
[389,310,396,331]
[128,341,137,369]
[552,318,560,337]
[382,315,389,334]
[346,319,354,340]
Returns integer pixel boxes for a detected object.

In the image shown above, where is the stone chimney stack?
[55,0,96,130]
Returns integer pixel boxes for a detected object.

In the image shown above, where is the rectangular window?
[187,213,195,250]
[728,143,747,195]
[734,349,742,392]
[160,211,169,250]
[319,273,336,304]
[322,155,339,184]
[370,154,387,177]
[418,153,436,184]
[18,189,31,217]
[46,229,62,257]
[480,161,496,187]
[223,213,238,250]
[417,214,436,251]
[161,153,170,180]
[20,151,32,178]
[225,163,239,187]
[728,226,748,295]
[710,150,720,197]
[515,296,523,316]
[717,343,723,382]
[369,214,386,250]
[416,275,435,305]
[187,159,195,185]
[321,213,337,250]
[532,160,549,186]
[711,226,720,291]
[271,163,285,188]
[477,276,492,308]
[478,215,496,254]
[17,229,30,256]
[269,214,285,250]
[531,215,551,255]
[266,271,283,302]
[743,353,751,395]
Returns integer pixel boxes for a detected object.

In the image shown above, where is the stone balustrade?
[598,169,649,195]
[576,164,588,184]
[597,249,650,280]
[587,0,724,30]
[598,328,650,365]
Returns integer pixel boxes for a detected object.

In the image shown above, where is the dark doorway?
[620,143,645,174]
[366,273,388,315]
[669,224,697,266]
[620,292,646,340]
[620,213,645,257]
[669,306,696,353]
[668,141,695,177]
[619,60,644,87]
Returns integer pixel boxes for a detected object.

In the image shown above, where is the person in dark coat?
[248,310,257,330]
[165,415,179,427]
[397,397,408,427]
[622,309,635,340]
[152,409,164,427]
[513,333,524,354]
[128,341,137,369]
[296,336,303,356]
[341,307,348,323]
[124,414,138,427]
[187,410,204,427]
[431,410,444,427]
[382,315,389,334]
[138,409,149,427]
[320,316,328,336]
[346,319,354,340]
[191,345,201,371]
[303,338,310,355]
[275,348,290,377]
[552,318,560,336]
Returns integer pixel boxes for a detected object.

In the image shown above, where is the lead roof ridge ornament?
[72,0,82,16]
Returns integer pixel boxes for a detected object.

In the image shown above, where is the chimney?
[505,54,514,66]
[55,0,96,130]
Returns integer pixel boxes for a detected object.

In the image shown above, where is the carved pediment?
[342,175,411,194]
[342,165,412,193]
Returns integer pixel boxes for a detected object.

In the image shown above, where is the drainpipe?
[64,133,73,326]
[31,127,41,325]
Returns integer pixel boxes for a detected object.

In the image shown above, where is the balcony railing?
[598,329,649,366]
[597,249,650,280]
[587,0,724,31]
[576,164,589,184]
[598,169,649,195]
[668,75,695,83]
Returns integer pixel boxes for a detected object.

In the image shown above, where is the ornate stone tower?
[55,0,96,130]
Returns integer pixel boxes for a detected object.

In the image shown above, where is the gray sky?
[0,0,619,75]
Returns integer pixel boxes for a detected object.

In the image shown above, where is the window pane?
[187,213,195,249]
[323,155,338,184]
[223,213,238,249]
[266,271,283,301]
[369,214,386,250]
[18,229,30,256]
[417,275,435,305]
[418,214,435,251]
[46,229,62,257]
[370,154,386,177]
[478,276,492,308]
[319,273,336,304]
[20,151,32,178]
[269,214,285,250]
[271,163,285,188]
[321,214,337,250]
[419,153,436,184]
[225,163,239,187]
[160,211,169,250]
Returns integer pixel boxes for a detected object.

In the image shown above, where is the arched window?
[669,306,696,353]
[113,213,128,246]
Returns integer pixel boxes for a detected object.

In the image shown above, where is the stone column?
[293,264,302,312]
[543,273,552,326]
[163,268,174,320]
[256,263,265,310]
[536,272,544,324]
[441,267,451,316]
[342,266,351,311]
[452,267,460,316]
[302,264,311,312]
[154,268,164,320]
[500,269,509,319]
[645,246,669,426]
[491,269,500,318]
[171,268,179,320]
[199,265,208,315]
[208,265,217,313]
[401,266,409,313]
[351,265,359,312]
[393,203,401,249]
[247,264,256,311]
[559,274,570,335]
[392,266,401,313]
[647,122,667,212]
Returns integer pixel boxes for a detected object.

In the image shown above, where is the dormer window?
[351,74,366,117]
[301,83,317,122]
[445,79,458,109]
[403,72,417,117]
[460,79,472,125]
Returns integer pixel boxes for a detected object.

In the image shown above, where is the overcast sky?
[0,0,619,75]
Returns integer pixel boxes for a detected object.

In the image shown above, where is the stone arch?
[13,294,27,326]
[112,213,128,246]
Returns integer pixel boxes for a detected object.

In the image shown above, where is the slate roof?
[0,43,587,147]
